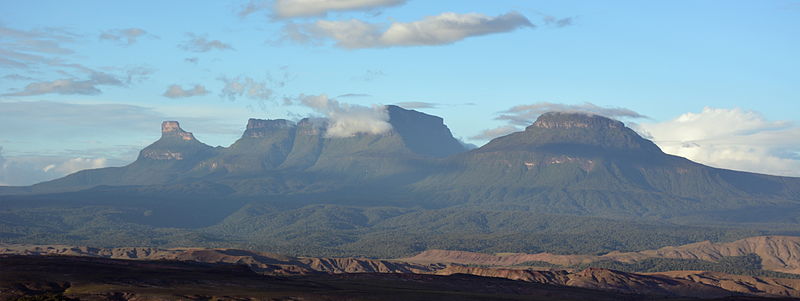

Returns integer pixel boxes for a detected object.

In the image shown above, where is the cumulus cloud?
[271,0,406,18]
[2,71,124,96]
[179,33,233,52]
[219,76,273,101]
[285,11,533,49]
[637,107,800,177]
[99,28,152,45]
[163,84,209,98]
[296,94,392,138]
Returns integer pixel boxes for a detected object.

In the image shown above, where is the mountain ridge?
[1,108,800,259]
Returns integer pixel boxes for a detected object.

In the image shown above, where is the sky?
[1,0,799,185]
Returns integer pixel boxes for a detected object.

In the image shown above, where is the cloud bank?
[0,25,154,97]
[163,84,209,98]
[638,107,800,177]
[2,72,124,96]
[394,101,438,109]
[297,94,392,138]
[285,12,533,49]
[497,102,647,126]
[0,147,110,186]
[471,102,647,141]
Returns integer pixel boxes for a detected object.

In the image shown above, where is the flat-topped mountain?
[30,106,468,190]
[415,112,800,216]
[482,112,662,153]
[2,107,800,259]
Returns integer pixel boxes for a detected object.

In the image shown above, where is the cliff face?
[386,105,466,158]
[191,108,467,178]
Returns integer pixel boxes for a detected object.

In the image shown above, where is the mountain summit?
[481,112,662,154]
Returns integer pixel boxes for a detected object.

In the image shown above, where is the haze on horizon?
[1,0,799,186]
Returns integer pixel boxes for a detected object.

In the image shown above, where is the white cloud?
[285,11,533,49]
[297,94,392,138]
[219,76,273,101]
[0,147,109,186]
[273,0,406,18]
[497,102,647,127]
[2,71,125,96]
[42,157,108,175]
[470,102,648,142]
[99,28,152,45]
[163,84,209,98]
[637,107,800,177]
[394,101,438,109]
[179,33,233,52]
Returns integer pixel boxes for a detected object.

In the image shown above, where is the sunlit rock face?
[141,150,185,160]
[160,121,195,141]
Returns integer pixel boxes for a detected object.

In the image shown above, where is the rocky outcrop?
[407,236,800,275]
[654,270,800,298]
[407,249,596,267]
[612,236,800,274]
[436,266,731,298]
[160,121,195,141]
[8,243,800,298]
[139,121,214,162]
[0,244,438,276]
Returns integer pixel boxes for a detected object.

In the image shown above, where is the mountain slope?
[31,121,218,192]
[414,112,800,217]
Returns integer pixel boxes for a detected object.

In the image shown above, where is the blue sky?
[1,0,799,185]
